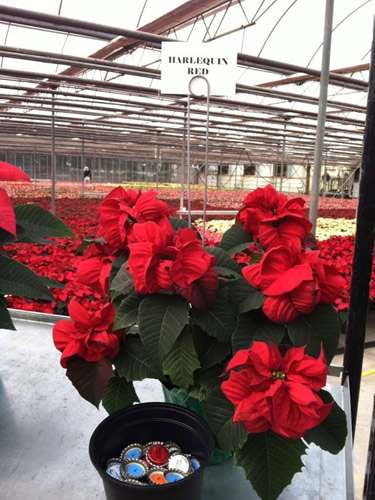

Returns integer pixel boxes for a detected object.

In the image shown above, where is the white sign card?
[160,42,237,96]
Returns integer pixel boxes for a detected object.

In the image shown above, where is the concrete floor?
[329,311,375,500]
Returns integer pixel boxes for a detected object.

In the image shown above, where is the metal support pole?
[80,139,85,197]
[33,145,36,186]
[51,91,56,215]
[179,109,187,219]
[218,150,223,202]
[187,94,192,227]
[156,142,160,192]
[309,0,334,233]
[279,121,287,192]
[188,76,210,246]
[342,19,375,436]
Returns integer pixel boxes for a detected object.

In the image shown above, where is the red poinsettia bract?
[76,242,117,296]
[53,300,122,367]
[0,188,16,236]
[243,245,344,323]
[127,221,218,310]
[221,342,333,439]
[98,187,170,251]
[236,184,308,245]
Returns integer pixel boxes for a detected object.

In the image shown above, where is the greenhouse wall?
[204,164,307,193]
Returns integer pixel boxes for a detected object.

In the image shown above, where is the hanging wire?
[187,16,199,42]
[57,0,64,15]
[212,0,233,39]
[55,33,69,74]
[136,0,148,28]
[200,13,212,42]
[257,0,299,57]
[251,0,266,23]
[306,0,372,67]
[0,23,10,68]
[238,0,250,24]
[203,13,217,42]
[253,0,280,24]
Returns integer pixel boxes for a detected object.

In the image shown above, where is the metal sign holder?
[186,75,210,246]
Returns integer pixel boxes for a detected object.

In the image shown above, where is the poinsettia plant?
[54,184,348,500]
[0,162,74,330]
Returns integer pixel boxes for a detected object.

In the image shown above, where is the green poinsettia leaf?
[14,204,75,242]
[162,327,201,390]
[163,386,206,417]
[186,385,206,401]
[109,256,128,283]
[227,278,264,313]
[205,246,242,276]
[219,223,252,251]
[239,290,264,314]
[0,295,16,330]
[102,376,139,414]
[110,262,134,299]
[194,364,224,392]
[215,266,242,278]
[232,311,285,352]
[66,356,114,408]
[39,275,66,289]
[75,236,106,255]
[0,255,53,300]
[203,385,248,452]
[139,294,189,363]
[169,217,201,238]
[191,288,237,343]
[193,329,230,369]
[228,242,254,255]
[235,432,307,500]
[0,227,16,245]
[287,304,341,364]
[304,389,347,454]
[114,335,163,380]
[113,294,144,330]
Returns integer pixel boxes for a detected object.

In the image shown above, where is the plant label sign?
[161,42,237,96]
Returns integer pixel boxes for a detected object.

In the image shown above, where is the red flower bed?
[2,184,367,316]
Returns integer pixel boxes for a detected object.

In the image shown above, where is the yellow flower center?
[272,371,286,380]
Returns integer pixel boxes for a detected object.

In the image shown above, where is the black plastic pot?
[89,402,215,500]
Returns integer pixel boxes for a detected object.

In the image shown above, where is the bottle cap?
[190,457,201,471]
[168,454,190,473]
[121,459,148,480]
[105,459,123,481]
[165,470,186,483]
[123,478,147,486]
[146,444,169,466]
[148,469,168,485]
[120,444,143,461]
[144,440,163,449]
[164,441,182,453]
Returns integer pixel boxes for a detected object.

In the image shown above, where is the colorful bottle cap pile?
[105,441,201,486]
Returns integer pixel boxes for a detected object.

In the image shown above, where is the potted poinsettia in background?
[0,162,74,330]
[54,184,348,500]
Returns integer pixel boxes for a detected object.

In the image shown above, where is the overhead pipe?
[0,4,368,91]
